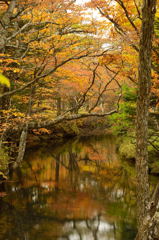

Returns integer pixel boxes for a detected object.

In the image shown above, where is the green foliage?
[154,17,159,37]
[150,161,159,175]
[108,85,137,134]
[0,146,9,171]
[148,134,159,152]
[122,84,137,102]
[119,137,136,159]
[154,18,159,67]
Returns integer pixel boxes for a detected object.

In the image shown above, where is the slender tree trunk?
[14,86,35,167]
[14,123,28,167]
[136,0,156,239]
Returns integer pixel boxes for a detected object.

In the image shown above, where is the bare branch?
[77,63,99,109]
[133,0,142,20]
[28,109,119,129]
[89,71,120,112]
[6,0,16,14]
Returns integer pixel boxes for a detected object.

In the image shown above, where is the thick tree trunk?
[136,0,156,240]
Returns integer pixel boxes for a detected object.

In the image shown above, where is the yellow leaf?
[0,73,10,88]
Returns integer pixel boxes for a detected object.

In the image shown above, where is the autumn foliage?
[0,0,159,136]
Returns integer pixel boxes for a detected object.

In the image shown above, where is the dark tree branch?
[0,49,110,98]
[115,0,139,35]
[89,71,120,112]
[133,0,142,20]
[96,5,139,52]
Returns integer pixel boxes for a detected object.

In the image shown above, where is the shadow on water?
[0,135,137,240]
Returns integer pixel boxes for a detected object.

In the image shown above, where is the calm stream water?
[0,135,137,240]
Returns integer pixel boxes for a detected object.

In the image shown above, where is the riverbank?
[1,114,159,177]
[26,117,110,146]
[118,134,159,175]
[0,117,110,172]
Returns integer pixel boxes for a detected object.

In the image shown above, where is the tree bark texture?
[14,85,35,167]
[136,0,156,239]
[14,124,28,168]
[0,0,16,49]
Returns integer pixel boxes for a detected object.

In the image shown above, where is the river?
[0,135,137,240]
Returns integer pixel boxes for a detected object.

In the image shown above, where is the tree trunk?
[136,0,156,239]
[14,85,35,167]
[13,124,28,168]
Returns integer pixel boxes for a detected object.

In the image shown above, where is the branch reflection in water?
[0,135,137,240]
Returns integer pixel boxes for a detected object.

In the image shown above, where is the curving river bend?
[0,135,137,240]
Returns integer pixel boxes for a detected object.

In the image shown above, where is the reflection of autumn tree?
[11,137,136,214]
[0,135,137,240]
[0,197,115,240]
[0,188,136,240]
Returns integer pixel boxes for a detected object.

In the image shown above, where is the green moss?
[150,161,159,175]
[58,121,80,135]
[119,138,136,160]
[0,147,9,171]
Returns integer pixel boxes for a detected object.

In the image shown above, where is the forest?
[0,0,159,240]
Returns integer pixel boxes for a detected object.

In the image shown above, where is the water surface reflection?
[0,135,137,240]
